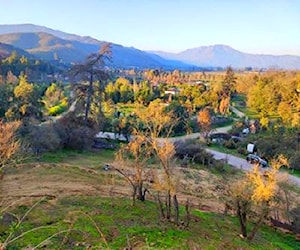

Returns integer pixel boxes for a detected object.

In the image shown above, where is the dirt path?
[230,106,245,118]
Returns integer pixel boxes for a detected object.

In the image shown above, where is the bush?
[67,127,94,151]
[48,103,67,116]
[55,112,99,150]
[174,140,214,165]
[290,151,300,170]
[29,124,62,153]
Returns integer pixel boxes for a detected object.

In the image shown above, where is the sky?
[1,0,300,55]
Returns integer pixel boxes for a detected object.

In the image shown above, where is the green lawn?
[283,168,300,178]
[116,103,140,115]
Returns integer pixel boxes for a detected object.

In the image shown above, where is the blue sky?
[1,0,300,55]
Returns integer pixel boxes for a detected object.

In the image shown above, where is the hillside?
[0,23,100,44]
[1,24,300,69]
[1,149,299,249]
[0,28,193,69]
[0,42,30,59]
[151,45,300,69]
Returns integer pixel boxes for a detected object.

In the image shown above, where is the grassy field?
[1,195,299,249]
[116,103,141,115]
[1,149,300,249]
[231,95,260,119]
[38,148,116,167]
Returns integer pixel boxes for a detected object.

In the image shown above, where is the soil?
[0,162,225,213]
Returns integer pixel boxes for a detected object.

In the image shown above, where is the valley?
[0,20,300,249]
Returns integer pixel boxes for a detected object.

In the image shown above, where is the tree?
[222,66,236,97]
[71,43,111,125]
[115,136,152,205]
[42,83,68,116]
[277,102,293,126]
[134,80,155,105]
[216,66,236,115]
[3,51,17,64]
[197,108,212,139]
[219,96,230,115]
[165,100,191,135]
[6,71,18,84]
[228,155,287,240]
[135,100,181,224]
[0,83,13,118]
[14,75,34,102]
[0,120,21,172]
[105,82,119,104]
[7,75,41,120]
[19,55,28,64]
[152,139,180,224]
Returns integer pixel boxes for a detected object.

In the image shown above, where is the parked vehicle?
[246,154,268,167]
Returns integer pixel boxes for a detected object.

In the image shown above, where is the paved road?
[96,105,300,187]
[206,148,300,186]
[163,124,233,144]
[206,148,252,171]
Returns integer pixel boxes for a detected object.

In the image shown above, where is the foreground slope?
[0,149,299,249]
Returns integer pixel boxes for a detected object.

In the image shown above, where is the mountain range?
[152,45,300,69]
[0,24,299,70]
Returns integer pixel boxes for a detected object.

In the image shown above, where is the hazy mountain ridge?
[0,24,300,69]
[151,45,300,69]
[0,24,100,45]
[0,25,192,69]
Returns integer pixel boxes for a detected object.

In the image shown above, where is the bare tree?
[115,136,152,205]
[152,140,180,225]
[135,100,181,225]
[70,43,111,125]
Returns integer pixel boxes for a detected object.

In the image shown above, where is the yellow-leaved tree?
[42,83,68,116]
[197,107,212,140]
[228,155,288,240]
[115,99,183,224]
[0,120,21,173]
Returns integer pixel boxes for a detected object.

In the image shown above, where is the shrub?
[29,124,62,153]
[290,151,300,170]
[67,127,94,151]
[55,112,99,150]
[48,103,67,116]
[174,140,214,165]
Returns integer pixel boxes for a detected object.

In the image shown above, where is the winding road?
[97,106,300,187]
[206,148,300,186]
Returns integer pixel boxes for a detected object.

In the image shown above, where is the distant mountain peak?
[152,44,300,69]
[0,24,300,69]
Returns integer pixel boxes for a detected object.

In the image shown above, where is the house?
[164,87,180,96]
